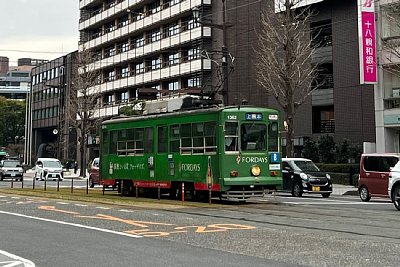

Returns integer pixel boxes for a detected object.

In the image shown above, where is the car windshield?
[43,161,61,168]
[292,160,320,172]
[3,161,19,167]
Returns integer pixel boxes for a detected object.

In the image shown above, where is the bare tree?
[381,2,400,78]
[255,0,321,157]
[69,47,101,177]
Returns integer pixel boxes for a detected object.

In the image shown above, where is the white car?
[388,161,400,211]
[34,158,64,181]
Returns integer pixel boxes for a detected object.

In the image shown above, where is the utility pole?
[192,1,232,106]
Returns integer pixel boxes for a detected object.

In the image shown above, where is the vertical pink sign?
[358,0,377,84]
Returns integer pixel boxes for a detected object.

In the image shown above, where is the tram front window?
[240,123,267,151]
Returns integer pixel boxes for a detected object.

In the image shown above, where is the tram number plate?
[11,173,15,177]
[312,186,320,191]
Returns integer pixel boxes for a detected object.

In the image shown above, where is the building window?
[117,91,129,103]
[119,66,129,78]
[187,77,201,88]
[105,21,115,33]
[118,15,129,28]
[165,22,180,37]
[168,52,180,66]
[148,1,161,15]
[105,46,116,57]
[183,18,200,30]
[167,80,179,91]
[311,20,332,48]
[105,70,116,81]
[148,28,161,43]
[104,94,115,106]
[164,0,181,8]
[312,106,335,133]
[117,41,130,53]
[135,62,145,74]
[184,47,200,61]
[134,36,144,48]
[149,57,161,70]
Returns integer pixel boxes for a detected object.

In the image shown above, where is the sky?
[0,0,80,66]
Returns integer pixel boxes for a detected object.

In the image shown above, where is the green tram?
[99,106,282,200]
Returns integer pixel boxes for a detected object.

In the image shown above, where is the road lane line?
[0,210,142,239]
[0,249,35,267]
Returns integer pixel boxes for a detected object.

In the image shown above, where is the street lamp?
[192,2,232,105]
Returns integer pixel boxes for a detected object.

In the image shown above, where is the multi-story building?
[79,0,215,120]
[0,57,50,100]
[375,0,400,152]
[26,52,77,166]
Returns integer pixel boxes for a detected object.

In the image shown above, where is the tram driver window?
[225,122,238,152]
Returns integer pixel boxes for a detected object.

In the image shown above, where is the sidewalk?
[332,184,358,196]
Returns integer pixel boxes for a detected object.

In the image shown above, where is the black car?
[281,158,332,198]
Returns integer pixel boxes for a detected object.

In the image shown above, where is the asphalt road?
[0,190,400,267]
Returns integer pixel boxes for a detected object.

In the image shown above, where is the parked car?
[88,157,100,188]
[281,158,332,198]
[34,158,64,181]
[358,153,400,202]
[388,161,400,211]
[0,159,23,181]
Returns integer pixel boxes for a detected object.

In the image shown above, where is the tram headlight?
[251,165,261,176]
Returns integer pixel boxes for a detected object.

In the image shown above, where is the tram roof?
[102,105,278,125]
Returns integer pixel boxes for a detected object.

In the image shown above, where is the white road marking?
[75,204,88,207]
[119,209,134,213]
[56,202,70,205]
[0,249,35,267]
[95,207,111,210]
[0,210,142,239]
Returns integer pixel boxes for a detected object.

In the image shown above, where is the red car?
[88,157,99,188]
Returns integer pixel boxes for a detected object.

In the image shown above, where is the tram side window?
[192,123,204,154]
[110,131,118,154]
[180,124,192,154]
[117,130,127,155]
[225,122,238,152]
[135,128,144,154]
[158,126,168,153]
[170,125,180,152]
[204,122,217,153]
[268,121,279,152]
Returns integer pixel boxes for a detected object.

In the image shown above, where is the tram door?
[155,126,170,183]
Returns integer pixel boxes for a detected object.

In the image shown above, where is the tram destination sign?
[245,113,263,121]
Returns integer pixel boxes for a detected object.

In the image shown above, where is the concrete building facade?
[27,52,77,165]
[375,0,400,153]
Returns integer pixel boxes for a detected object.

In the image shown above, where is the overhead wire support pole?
[192,1,233,106]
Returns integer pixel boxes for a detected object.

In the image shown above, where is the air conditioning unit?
[393,88,400,98]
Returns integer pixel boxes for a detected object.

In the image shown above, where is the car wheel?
[291,181,303,197]
[322,193,330,198]
[89,177,94,188]
[392,185,400,211]
[359,186,371,202]
[0,174,3,181]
